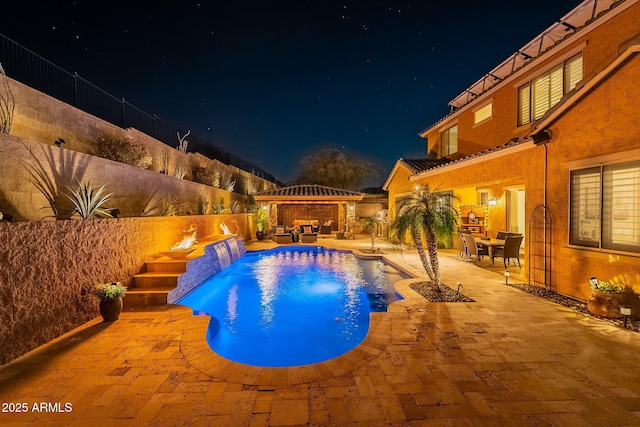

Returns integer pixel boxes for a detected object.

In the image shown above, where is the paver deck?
[1,237,639,426]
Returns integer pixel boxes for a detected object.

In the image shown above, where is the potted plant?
[588,277,623,319]
[93,282,127,322]
[255,208,269,240]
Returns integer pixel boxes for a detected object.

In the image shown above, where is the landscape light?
[620,306,632,328]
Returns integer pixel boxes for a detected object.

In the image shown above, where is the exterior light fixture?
[589,277,599,287]
[531,129,551,145]
[0,211,12,222]
[504,270,510,285]
[54,138,66,147]
[620,306,632,328]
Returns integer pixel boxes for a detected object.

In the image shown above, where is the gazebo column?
[269,203,278,229]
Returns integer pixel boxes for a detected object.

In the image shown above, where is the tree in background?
[294,149,378,190]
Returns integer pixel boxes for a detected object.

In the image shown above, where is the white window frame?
[517,52,583,126]
[440,124,458,157]
[569,159,640,254]
[473,101,493,125]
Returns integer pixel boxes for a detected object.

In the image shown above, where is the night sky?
[3,1,581,186]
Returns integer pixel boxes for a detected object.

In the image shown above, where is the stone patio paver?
[1,237,640,426]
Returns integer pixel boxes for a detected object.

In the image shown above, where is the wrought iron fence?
[0,33,280,184]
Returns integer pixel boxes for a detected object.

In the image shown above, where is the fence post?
[74,72,78,107]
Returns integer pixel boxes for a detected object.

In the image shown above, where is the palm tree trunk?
[425,228,441,291]
[412,228,437,284]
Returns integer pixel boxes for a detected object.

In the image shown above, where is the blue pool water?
[177,246,407,367]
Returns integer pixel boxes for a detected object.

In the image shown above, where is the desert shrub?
[192,166,219,186]
[144,196,187,216]
[92,133,152,169]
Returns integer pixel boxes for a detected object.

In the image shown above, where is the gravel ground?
[411,281,638,333]
[410,281,474,302]
[508,282,639,333]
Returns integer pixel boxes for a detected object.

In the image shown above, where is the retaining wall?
[0,214,254,365]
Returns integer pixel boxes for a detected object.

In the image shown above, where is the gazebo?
[253,184,364,234]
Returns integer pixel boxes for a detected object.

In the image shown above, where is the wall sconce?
[589,277,599,287]
[488,197,498,206]
[54,138,66,147]
[620,306,632,328]
[504,270,510,285]
[0,211,12,222]
[109,208,121,218]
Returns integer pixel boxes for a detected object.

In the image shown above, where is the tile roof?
[409,138,529,178]
[400,158,452,174]
[254,184,364,199]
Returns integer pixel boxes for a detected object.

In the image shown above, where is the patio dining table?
[474,237,505,259]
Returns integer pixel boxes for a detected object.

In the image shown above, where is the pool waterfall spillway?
[165,236,246,304]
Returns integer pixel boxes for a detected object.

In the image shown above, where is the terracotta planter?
[99,297,123,322]
[588,289,623,319]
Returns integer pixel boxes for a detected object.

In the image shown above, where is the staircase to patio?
[124,236,246,308]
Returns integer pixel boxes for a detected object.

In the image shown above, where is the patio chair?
[491,234,524,268]
[454,233,466,259]
[462,232,488,263]
[495,230,509,240]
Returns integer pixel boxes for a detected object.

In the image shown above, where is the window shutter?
[569,167,601,247]
[532,74,550,121]
[449,125,458,155]
[564,53,583,92]
[602,161,640,252]
[518,84,531,126]
[549,66,563,107]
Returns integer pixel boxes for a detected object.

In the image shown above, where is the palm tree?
[360,215,381,253]
[390,186,458,291]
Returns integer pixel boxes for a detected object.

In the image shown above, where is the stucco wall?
[0,134,250,221]
[0,214,253,365]
[4,76,273,204]
[544,52,640,300]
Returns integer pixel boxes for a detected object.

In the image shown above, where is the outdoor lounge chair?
[491,234,523,267]
[300,225,317,243]
[272,226,292,244]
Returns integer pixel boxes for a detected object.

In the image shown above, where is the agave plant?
[65,181,113,219]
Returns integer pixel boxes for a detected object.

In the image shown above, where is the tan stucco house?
[384,0,640,301]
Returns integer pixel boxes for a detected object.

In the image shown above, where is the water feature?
[177,246,409,367]
[167,236,246,303]
[226,238,241,260]
[213,243,232,269]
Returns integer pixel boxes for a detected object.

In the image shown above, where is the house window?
[440,124,458,157]
[570,160,640,253]
[474,103,492,124]
[518,52,583,126]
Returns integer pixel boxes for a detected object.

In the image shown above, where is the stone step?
[133,272,181,288]
[145,259,189,273]
[124,287,174,307]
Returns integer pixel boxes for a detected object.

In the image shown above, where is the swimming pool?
[177,246,407,367]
